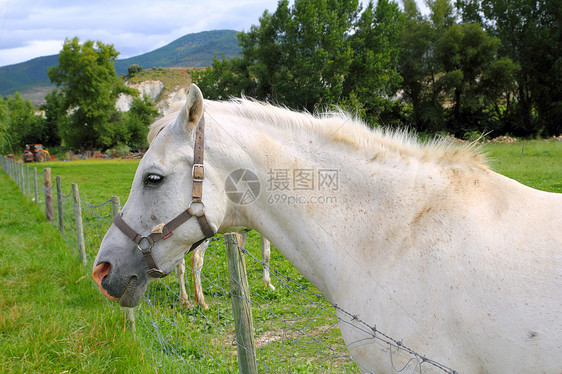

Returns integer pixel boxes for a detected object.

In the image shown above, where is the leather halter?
[112,114,215,278]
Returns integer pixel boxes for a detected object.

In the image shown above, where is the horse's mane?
[148,98,488,169]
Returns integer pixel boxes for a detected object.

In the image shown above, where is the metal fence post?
[25,165,30,197]
[22,163,26,193]
[110,195,121,218]
[225,232,258,374]
[14,161,18,188]
[33,167,39,203]
[56,176,64,233]
[18,162,23,193]
[43,168,55,221]
[71,183,87,265]
[110,195,136,332]
[19,162,24,193]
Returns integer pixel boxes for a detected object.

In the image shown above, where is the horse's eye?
[144,174,164,186]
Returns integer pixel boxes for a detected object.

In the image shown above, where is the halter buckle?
[137,236,153,252]
[192,163,205,182]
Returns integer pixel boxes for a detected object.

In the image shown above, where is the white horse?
[93,84,562,373]
[176,233,274,310]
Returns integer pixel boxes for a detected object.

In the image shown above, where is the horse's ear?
[180,84,204,131]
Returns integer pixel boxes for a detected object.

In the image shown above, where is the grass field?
[0,171,155,373]
[483,140,562,193]
[1,140,560,373]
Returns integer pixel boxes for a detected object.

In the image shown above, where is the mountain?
[114,30,241,74]
[0,30,241,103]
[0,54,59,102]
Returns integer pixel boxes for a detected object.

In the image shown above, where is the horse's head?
[92,84,227,307]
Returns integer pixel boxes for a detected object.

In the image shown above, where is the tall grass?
[0,172,156,374]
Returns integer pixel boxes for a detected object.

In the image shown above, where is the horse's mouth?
[118,276,140,307]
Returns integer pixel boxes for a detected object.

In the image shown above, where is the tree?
[125,95,159,150]
[192,54,255,100]
[0,97,12,154]
[434,22,518,134]
[457,0,562,136]
[127,64,143,78]
[344,0,404,125]
[4,93,45,151]
[47,37,136,150]
[276,0,359,111]
[39,89,64,147]
[195,0,405,125]
[219,0,360,111]
[398,0,445,132]
[398,0,518,136]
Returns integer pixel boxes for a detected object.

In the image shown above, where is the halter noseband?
[112,114,215,278]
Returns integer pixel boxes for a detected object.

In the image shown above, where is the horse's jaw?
[116,275,145,307]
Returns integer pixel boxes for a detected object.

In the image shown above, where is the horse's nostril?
[92,262,118,301]
[93,262,111,281]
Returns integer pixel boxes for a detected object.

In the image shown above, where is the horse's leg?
[261,236,275,290]
[192,240,209,310]
[177,259,192,308]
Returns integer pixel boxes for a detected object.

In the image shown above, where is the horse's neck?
[215,114,440,299]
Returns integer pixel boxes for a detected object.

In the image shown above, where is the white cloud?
[0,39,63,66]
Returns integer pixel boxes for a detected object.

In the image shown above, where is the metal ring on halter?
[188,200,206,213]
[137,236,153,252]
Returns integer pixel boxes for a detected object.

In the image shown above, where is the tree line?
[193,0,561,138]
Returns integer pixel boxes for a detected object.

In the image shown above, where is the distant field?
[483,140,562,193]
[40,159,140,204]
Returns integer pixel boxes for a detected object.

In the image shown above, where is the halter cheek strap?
[112,114,215,278]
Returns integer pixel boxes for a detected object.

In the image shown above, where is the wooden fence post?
[56,176,64,233]
[225,232,258,374]
[33,167,39,203]
[110,195,136,332]
[43,168,55,221]
[71,183,87,265]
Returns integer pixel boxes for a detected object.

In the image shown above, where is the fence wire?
[132,233,360,373]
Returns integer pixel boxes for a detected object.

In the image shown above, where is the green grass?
[0,171,156,374]
[1,140,560,373]
[483,140,562,193]
[39,159,140,204]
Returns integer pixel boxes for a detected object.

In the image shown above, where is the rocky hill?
[116,68,194,115]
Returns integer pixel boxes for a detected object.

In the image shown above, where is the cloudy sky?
[0,0,428,68]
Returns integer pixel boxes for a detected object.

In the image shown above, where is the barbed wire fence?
[1,156,460,374]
